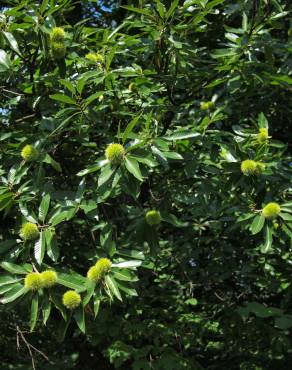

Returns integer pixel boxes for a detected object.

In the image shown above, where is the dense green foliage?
[1,0,292,369]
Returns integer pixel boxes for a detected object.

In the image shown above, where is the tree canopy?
[0,0,292,369]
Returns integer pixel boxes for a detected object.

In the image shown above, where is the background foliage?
[0,0,292,369]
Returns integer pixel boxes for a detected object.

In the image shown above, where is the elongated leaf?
[0,49,11,72]
[0,240,16,254]
[151,146,168,167]
[162,151,183,160]
[163,131,200,141]
[105,275,122,301]
[0,275,21,286]
[42,295,51,325]
[3,31,21,54]
[0,262,32,274]
[122,114,141,143]
[261,225,273,253]
[116,281,138,296]
[34,231,46,265]
[19,203,37,223]
[57,273,87,292]
[77,159,109,176]
[250,214,265,235]
[112,260,142,268]
[39,194,50,222]
[1,285,28,304]
[49,210,74,226]
[75,178,85,203]
[50,94,76,104]
[166,0,179,19]
[56,313,72,342]
[74,307,86,333]
[30,294,39,332]
[94,297,100,318]
[121,5,152,16]
[42,154,62,172]
[279,213,292,221]
[113,270,139,282]
[125,157,143,181]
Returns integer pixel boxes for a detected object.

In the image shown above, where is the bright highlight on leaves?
[62,290,81,310]
[20,222,39,241]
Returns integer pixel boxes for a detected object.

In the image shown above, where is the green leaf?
[98,164,115,187]
[121,6,152,16]
[0,240,16,254]
[74,307,86,334]
[100,224,116,255]
[34,231,46,265]
[116,281,137,297]
[75,178,85,203]
[49,209,74,226]
[43,154,62,172]
[59,79,76,94]
[42,295,51,326]
[3,31,21,54]
[162,151,183,160]
[105,275,122,301]
[163,131,200,141]
[261,225,273,253]
[57,273,87,292]
[83,281,95,306]
[250,214,265,235]
[125,157,143,181]
[77,159,109,176]
[19,203,37,223]
[30,294,39,332]
[0,285,28,304]
[275,316,292,330]
[166,0,179,19]
[44,229,59,262]
[0,262,32,274]
[0,275,21,286]
[258,112,268,129]
[112,261,142,268]
[49,94,76,105]
[93,298,100,318]
[122,115,141,144]
[161,213,186,227]
[239,302,282,318]
[38,194,50,222]
[155,0,166,18]
[0,49,11,72]
[113,269,138,282]
[279,213,292,221]
[151,146,168,167]
[56,313,72,343]
[185,298,198,306]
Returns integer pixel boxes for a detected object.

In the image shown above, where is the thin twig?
[15,114,36,123]
[15,325,50,370]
